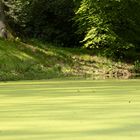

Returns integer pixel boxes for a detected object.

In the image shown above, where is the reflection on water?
[58,73,140,80]
[131,74,140,79]
[0,80,140,140]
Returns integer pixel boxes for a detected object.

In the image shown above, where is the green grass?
[0,79,140,140]
[0,39,134,81]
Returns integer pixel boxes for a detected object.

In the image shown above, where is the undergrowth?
[0,38,135,81]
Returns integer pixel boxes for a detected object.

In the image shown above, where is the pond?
[0,79,140,140]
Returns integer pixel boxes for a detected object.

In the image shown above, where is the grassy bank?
[0,39,135,81]
[0,80,140,140]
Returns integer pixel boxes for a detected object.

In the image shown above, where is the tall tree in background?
[3,0,31,37]
[0,0,7,39]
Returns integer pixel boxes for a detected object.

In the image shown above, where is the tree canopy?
[1,0,140,59]
[3,0,79,46]
[75,0,140,58]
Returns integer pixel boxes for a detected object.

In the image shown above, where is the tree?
[75,0,140,58]
[0,0,7,39]
[4,0,79,46]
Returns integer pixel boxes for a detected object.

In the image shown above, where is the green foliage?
[75,0,140,58]
[0,38,134,81]
[4,0,79,46]
[4,0,31,24]
[1,0,140,60]
[134,60,140,73]
[0,39,64,81]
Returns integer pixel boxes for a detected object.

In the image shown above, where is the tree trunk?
[0,0,7,39]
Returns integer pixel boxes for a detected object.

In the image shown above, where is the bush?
[75,0,140,58]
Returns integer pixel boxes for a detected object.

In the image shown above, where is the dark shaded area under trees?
[1,0,140,61]
[3,0,81,47]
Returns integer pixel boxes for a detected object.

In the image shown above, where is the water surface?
[0,79,140,140]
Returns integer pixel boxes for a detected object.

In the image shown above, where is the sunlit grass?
[0,79,140,140]
[0,39,134,81]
